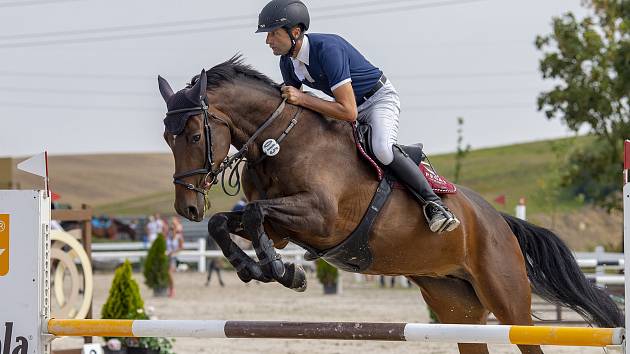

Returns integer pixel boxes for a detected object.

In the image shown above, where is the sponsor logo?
[0,322,30,353]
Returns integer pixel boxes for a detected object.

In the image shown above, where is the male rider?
[256,0,460,233]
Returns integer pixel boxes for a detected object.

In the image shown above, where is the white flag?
[17,152,48,178]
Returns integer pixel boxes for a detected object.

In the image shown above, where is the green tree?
[143,234,170,291]
[535,0,629,210]
[454,117,471,184]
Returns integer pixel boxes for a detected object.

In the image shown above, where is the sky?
[0,0,588,158]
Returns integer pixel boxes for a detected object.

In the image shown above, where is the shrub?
[101,260,144,320]
[315,259,338,286]
[143,234,170,290]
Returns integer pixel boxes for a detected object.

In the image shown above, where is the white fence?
[91,240,308,272]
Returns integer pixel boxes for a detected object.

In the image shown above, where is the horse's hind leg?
[468,234,543,354]
[409,276,490,354]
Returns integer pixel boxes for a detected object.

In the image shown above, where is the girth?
[290,176,393,273]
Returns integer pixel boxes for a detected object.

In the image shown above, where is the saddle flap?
[352,122,456,195]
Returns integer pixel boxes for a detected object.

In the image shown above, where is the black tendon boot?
[388,145,460,233]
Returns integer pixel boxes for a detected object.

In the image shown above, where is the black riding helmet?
[256,0,310,56]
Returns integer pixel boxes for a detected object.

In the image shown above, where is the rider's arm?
[297,82,357,122]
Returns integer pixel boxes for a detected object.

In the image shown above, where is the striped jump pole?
[47,319,624,347]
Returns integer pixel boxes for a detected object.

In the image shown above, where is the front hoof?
[281,263,307,292]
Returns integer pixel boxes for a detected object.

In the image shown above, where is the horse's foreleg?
[207,211,272,284]
[242,201,308,292]
[242,191,335,292]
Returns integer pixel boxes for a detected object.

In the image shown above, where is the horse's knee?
[207,213,229,236]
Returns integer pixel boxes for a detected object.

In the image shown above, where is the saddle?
[353,122,456,194]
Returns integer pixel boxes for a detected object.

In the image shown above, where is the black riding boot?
[388,145,460,233]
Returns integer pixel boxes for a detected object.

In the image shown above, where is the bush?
[101,260,144,321]
[101,260,175,353]
[315,259,338,286]
[143,234,170,290]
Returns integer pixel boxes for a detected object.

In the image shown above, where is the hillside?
[11,135,622,250]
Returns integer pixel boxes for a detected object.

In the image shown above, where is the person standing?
[145,215,159,245]
[167,216,184,297]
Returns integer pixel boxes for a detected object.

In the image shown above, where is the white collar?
[292,35,309,65]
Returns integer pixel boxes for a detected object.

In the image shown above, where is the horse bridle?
[166,100,219,195]
[166,98,290,198]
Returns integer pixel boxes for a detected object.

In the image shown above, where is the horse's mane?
[196,54,281,93]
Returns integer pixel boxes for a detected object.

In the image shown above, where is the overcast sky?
[0,0,587,158]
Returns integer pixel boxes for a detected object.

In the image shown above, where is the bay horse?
[158,56,622,354]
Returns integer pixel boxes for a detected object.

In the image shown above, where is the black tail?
[501,213,624,328]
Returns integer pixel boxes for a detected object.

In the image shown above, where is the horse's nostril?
[188,206,199,220]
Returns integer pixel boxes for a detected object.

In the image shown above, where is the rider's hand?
[281,85,303,105]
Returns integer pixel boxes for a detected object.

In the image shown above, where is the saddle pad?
[352,122,457,195]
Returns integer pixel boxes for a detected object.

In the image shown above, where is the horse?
[158,56,623,354]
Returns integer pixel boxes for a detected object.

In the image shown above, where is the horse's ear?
[192,69,207,103]
[158,75,174,102]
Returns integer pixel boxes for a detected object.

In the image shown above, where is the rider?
[256,0,460,233]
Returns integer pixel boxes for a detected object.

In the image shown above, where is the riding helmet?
[256,0,310,33]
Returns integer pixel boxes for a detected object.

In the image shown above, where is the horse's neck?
[214,87,284,151]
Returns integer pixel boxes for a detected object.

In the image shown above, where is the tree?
[535,0,629,210]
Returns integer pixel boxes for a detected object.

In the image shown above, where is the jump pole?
[46,319,623,347]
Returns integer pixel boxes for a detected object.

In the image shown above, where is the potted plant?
[143,234,170,297]
[101,260,175,354]
[316,259,339,294]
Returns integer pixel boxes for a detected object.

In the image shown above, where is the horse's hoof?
[285,263,307,292]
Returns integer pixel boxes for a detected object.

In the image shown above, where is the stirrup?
[423,201,460,233]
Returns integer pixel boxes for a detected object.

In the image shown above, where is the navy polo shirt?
[279,33,382,106]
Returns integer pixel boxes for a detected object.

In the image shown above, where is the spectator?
[145,215,159,245]
[167,216,184,298]
[205,237,225,287]
[232,197,247,212]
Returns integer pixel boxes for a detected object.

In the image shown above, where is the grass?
[428,135,594,216]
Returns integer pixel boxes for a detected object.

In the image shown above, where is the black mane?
[191,54,280,92]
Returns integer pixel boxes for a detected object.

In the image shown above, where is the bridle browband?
[166,97,291,198]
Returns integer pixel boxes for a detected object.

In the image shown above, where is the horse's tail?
[501,213,624,328]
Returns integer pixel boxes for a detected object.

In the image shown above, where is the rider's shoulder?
[308,33,346,44]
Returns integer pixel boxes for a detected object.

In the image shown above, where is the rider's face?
[265,28,292,56]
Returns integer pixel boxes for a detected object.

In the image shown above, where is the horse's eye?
[192,134,201,143]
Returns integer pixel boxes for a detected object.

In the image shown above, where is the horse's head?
[158,70,232,221]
